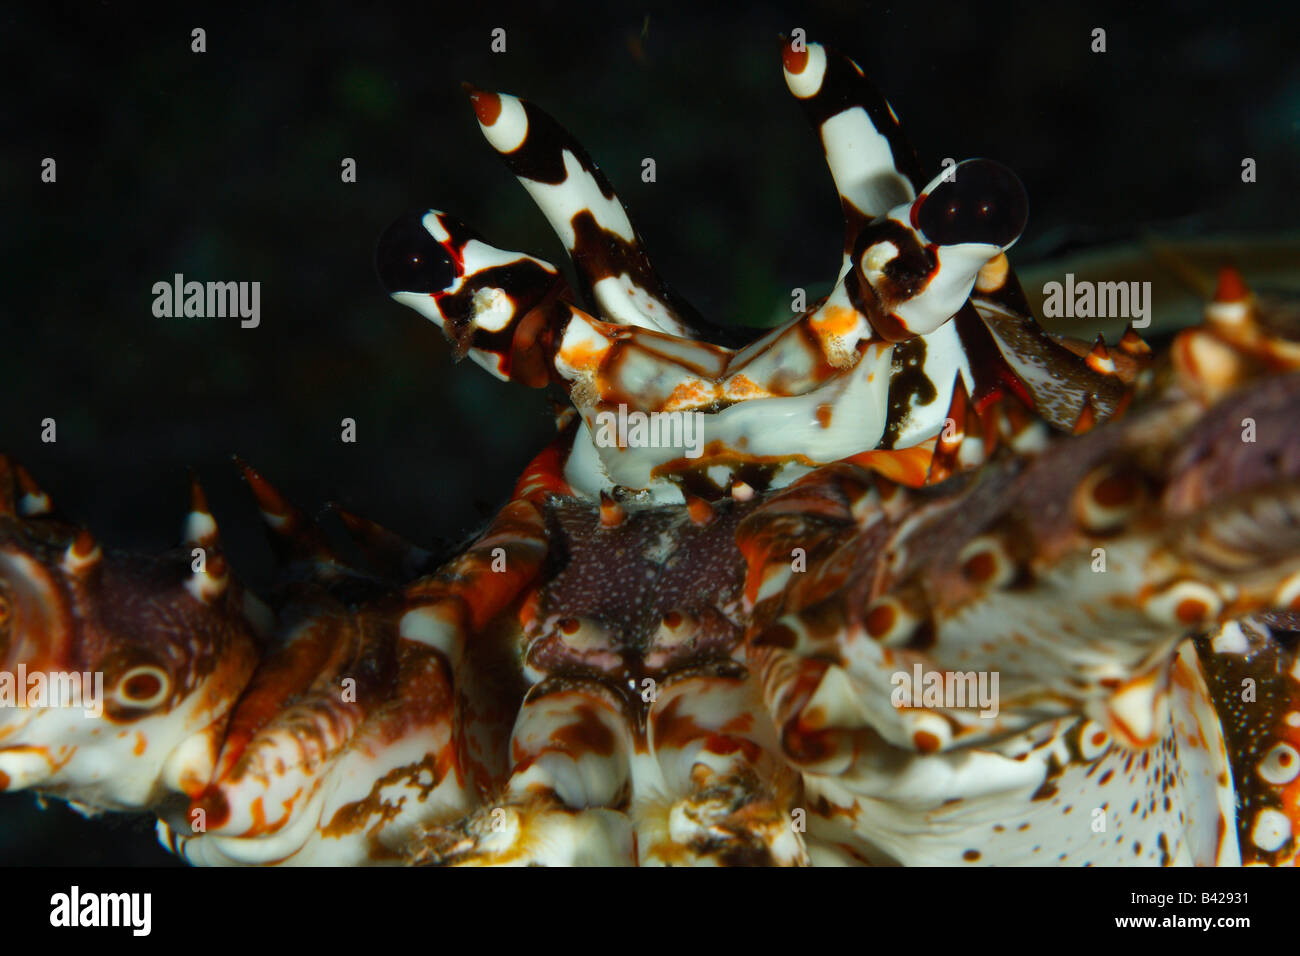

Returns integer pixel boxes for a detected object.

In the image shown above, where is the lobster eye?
[375,211,457,295]
[917,159,1028,249]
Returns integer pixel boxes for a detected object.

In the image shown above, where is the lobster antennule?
[780,37,922,247]
[463,83,761,348]
[465,82,689,334]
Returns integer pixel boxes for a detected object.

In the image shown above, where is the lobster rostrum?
[3,39,1299,866]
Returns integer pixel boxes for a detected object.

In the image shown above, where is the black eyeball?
[375,211,457,294]
[917,159,1028,249]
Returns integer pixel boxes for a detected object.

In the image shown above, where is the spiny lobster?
[2,38,1299,866]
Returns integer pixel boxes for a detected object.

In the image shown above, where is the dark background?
[3,1,1297,864]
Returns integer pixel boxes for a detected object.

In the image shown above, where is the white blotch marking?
[1258,743,1300,786]
[1210,620,1250,655]
[1251,808,1291,852]
[782,43,827,99]
[472,287,513,332]
[477,93,528,153]
[519,151,636,250]
[861,240,900,286]
[1206,301,1250,326]
[399,604,462,663]
[821,110,913,217]
[184,511,218,544]
[1273,570,1300,609]
[423,211,452,243]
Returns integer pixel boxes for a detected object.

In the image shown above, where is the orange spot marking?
[865,602,896,639]
[133,732,147,756]
[686,494,714,526]
[599,492,626,528]
[559,341,607,371]
[811,304,859,338]
[914,731,941,754]
[722,374,768,401]
[815,403,833,428]
[1214,266,1249,303]
[781,39,809,74]
[1175,598,1208,624]
[466,86,502,125]
[662,380,713,411]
